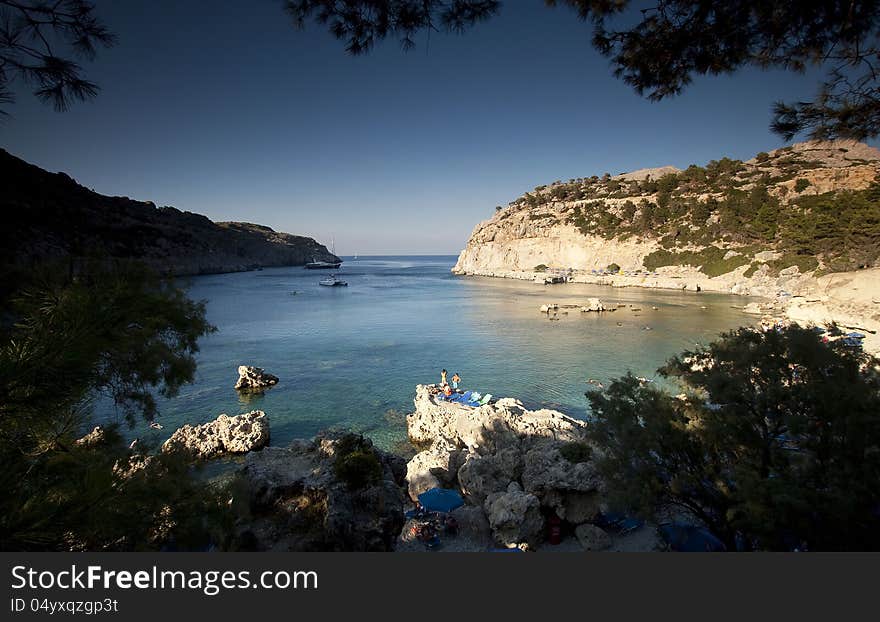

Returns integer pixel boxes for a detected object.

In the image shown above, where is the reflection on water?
[99,256,756,451]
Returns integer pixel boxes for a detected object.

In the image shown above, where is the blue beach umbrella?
[418,488,464,513]
[658,523,727,552]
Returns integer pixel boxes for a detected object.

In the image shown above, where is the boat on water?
[319,274,347,287]
[304,259,342,269]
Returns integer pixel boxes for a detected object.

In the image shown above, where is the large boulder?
[484,483,544,548]
[575,524,612,551]
[521,443,601,516]
[405,441,466,501]
[234,365,279,392]
[450,505,492,543]
[457,448,522,504]
[406,385,590,448]
[162,410,269,458]
[235,433,406,551]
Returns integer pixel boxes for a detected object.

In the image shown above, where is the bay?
[111,255,755,452]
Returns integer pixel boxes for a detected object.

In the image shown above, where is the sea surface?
[103,256,755,452]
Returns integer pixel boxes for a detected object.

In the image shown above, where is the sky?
[2,1,867,255]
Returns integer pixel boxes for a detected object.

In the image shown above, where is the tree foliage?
[0,262,224,550]
[285,0,500,54]
[0,0,115,115]
[586,325,880,551]
[290,0,880,140]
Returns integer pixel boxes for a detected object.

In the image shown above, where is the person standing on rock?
[451,373,461,391]
[440,369,448,386]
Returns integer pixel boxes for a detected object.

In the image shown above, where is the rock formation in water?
[0,149,340,277]
[233,432,407,552]
[404,384,605,549]
[162,410,270,458]
[234,365,279,392]
[452,139,880,352]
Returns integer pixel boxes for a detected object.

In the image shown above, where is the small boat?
[319,274,347,287]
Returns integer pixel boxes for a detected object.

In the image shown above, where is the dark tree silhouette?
[287,0,880,141]
[285,0,500,54]
[0,0,115,115]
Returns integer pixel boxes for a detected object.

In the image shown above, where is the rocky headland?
[399,384,657,551]
[452,140,880,353]
[0,149,340,277]
[147,383,653,552]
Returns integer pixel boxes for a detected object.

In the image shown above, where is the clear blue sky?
[1,1,864,255]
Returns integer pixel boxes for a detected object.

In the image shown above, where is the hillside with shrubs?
[488,140,880,279]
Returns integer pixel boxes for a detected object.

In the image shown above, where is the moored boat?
[305,259,342,269]
[319,274,347,287]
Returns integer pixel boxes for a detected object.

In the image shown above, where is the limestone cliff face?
[0,149,340,276]
[453,140,880,299]
[453,218,658,276]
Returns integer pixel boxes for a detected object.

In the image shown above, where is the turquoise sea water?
[106,256,754,451]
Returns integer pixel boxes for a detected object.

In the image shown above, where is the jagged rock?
[235,365,279,392]
[407,385,589,448]
[162,410,269,458]
[560,491,602,524]
[75,426,106,447]
[575,524,612,551]
[405,441,466,500]
[457,448,522,504]
[112,454,159,480]
[235,433,406,551]
[404,384,600,546]
[450,505,492,542]
[484,482,544,548]
[583,298,605,312]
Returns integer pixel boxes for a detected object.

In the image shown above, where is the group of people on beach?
[439,369,462,396]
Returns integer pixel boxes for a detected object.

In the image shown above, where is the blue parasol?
[417,487,464,513]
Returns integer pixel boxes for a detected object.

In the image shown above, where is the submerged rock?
[234,432,406,551]
[234,365,279,392]
[162,410,269,458]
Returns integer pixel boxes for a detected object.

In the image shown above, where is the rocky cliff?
[453,140,880,351]
[453,140,880,297]
[0,149,339,276]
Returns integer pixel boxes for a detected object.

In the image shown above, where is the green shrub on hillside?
[766,253,819,275]
[643,246,750,277]
[794,178,812,192]
[332,434,382,490]
[560,442,592,464]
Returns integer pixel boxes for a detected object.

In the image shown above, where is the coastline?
[452,266,880,356]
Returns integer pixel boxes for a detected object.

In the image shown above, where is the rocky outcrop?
[75,426,106,448]
[234,365,279,392]
[575,523,612,551]
[484,483,544,548]
[162,410,270,458]
[451,141,880,344]
[234,433,407,551]
[0,149,340,277]
[404,384,604,548]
